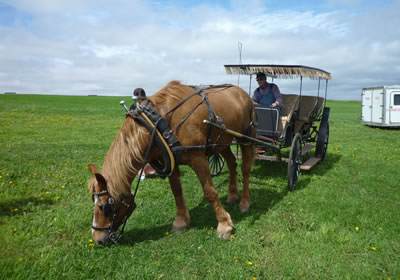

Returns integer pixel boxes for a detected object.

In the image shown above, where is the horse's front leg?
[190,155,233,239]
[168,167,190,233]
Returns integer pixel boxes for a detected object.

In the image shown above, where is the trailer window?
[394,94,400,105]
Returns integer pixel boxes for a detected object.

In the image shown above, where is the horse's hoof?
[217,219,233,239]
[239,202,250,212]
[172,216,190,233]
[226,195,238,204]
[172,225,185,233]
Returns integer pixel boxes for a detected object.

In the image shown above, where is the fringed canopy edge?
[224,64,332,80]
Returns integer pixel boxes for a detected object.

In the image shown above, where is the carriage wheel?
[315,107,330,162]
[208,154,225,176]
[288,133,302,191]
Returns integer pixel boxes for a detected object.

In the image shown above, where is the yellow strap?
[139,112,175,174]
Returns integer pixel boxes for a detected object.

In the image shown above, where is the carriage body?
[209,64,332,190]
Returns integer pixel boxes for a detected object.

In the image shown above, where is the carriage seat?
[297,96,324,122]
[294,96,324,133]
[277,94,300,138]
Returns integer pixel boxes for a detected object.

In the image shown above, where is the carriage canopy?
[224,64,332,80]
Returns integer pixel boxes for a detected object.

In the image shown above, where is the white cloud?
[0,0,399,99]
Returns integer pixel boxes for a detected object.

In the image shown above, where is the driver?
[252,72,282,107]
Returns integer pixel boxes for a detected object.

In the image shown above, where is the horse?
[88,81,256,244]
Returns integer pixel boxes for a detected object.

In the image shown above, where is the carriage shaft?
[203,120,279,151]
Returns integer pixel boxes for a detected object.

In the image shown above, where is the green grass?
[1,94,399,279]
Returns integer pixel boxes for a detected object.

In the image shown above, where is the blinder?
[91,189,136,243]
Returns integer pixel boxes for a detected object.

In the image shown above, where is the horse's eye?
[102,204,113,217]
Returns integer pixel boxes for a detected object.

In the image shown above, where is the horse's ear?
[88,164,99,175]
[88,164,107,187]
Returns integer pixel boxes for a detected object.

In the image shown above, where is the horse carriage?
[208,64,332,191]
[87,64,331,244]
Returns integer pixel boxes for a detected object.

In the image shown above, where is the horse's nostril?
[96,239,104,245]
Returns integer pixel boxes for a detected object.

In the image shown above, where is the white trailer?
[361,86,400,127]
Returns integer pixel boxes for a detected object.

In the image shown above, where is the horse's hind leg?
[190,154,233,239]
[168,167,190,232]
[239,144,255,212]
[220,148,238,204]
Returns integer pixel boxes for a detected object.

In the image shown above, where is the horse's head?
[88,164,136,245]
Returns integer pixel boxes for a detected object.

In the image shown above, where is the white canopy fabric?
[224,64,332,80]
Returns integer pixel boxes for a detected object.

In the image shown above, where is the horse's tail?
[247,101,258,138]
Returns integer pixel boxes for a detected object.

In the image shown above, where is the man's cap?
[256,72,266,80]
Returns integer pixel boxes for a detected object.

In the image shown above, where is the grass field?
[1,94,399,279]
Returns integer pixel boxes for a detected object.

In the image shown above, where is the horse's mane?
[88,118,148,198]
[89,81,191,198]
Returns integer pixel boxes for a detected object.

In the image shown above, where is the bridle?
[91,190,136,244]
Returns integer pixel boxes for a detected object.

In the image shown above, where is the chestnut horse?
[88,81,256,244]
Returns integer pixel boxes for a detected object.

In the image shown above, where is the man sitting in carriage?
[252,72,282,107]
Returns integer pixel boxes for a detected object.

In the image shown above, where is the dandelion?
[165,232,169,236]
[371,247,377,251]
[56,196,61,200]
[13,228,17,234]
[0,176,2,179]
[230,234,236,240]
[45,192,49,194]
[234,256,238,260]
[247,261,253,266]
[40,197,44,201]
[18,258,23,262]
[355,226,360,231]
[61,186,65,189]
[89,243,94,248]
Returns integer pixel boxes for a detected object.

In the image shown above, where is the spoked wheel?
[315,107,330,162]
[288,133,303,191]
[208,154,225,176]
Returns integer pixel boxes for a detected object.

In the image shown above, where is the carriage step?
[301,157,320,170]
[302,144,314,155]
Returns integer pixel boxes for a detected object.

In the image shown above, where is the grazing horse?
[88,81,256,244]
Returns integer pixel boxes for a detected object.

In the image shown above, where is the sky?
[0,0,399,100]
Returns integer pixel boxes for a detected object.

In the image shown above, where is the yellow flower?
[230,234,236,239]
[355,226,359,231]
[247,261,253,266]
[234,256,238,260]
[88,243,94,248]
[89,239,93,243]
[56,196,61,200]
[13,228,17,233]
[18,258,23,262]
[45,192,49,194]
[39,197,44,201]
[371,247,377,251]
[165,232,169,236]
